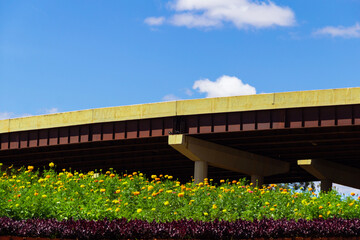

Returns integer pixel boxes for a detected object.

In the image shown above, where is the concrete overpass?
[1,88,360,190]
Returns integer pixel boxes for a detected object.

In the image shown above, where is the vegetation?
[0,163,359,222]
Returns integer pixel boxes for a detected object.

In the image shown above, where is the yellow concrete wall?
[1,87,360,133]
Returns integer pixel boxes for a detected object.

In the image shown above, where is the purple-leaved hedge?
[1,217,360,239]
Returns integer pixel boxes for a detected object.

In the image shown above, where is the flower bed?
[0,163,359,222]
[1,163,360,239]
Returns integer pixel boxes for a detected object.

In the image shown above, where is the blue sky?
[1,0,360,194]
[0,0,359,118]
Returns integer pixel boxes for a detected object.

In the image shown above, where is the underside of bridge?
[1,88,360,188]
[1,124,359,185]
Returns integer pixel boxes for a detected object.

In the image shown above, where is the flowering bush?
[0,163,359,222]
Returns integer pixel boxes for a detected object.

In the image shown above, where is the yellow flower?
[115,208,120,212]
[49,162,55,168]
[265,202,270,206]
[42,195,47,198]
[308,187,313,191]
[137,209,142,213]
[147,186,154,191]
[80,185,85,188]
[115,190,121,194]
[151,208,156,211]
[178,192,184,197]
[28,166,34,171]
[270,208,275,211]
[168,176,173,179]
[164,201,169,206]
[151,175,157,179]
[220,180,225,183]
[212,204,217,209]
[110,174,115,178]
[100,189,106,192]
[351,192,355,196]
[34,192,39,196]
[132,191,140,196]
[349,202,354,206]
[319,206,323,209]
[203,212,208,216]
[319,215,323,218]
[67,173,73,178]
[222,209,227,213]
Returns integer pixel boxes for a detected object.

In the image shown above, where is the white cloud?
[147,0,295,29]
[193,75,256,98]
[0,112,14,120]
[144,16,166,26]
[170,13,222,28]
[0,108,58,120]
[0,112,32,120]
[184,88,193,96]
[314,22,360,38]
[162,94,181,101]
[44,108,59,114]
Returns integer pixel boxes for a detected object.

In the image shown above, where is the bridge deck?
[1,88,360,183]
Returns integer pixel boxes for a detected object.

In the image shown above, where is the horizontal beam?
[1,88,360,134]
[169,134,290,176]
[298,159,360,189]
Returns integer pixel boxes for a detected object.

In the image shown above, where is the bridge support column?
[194,161,208,184]
[251,175,264,187]
[169,134,290,184]
[298,159,360,190]
[321,179,333,192]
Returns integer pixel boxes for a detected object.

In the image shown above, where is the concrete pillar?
[298,159,360,190]
[169,135,290,181]
[321,179,332,192]
[251,175,264,187]
[194,161,208,184]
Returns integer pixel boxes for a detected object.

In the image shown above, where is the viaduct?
[1,87,360,191]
